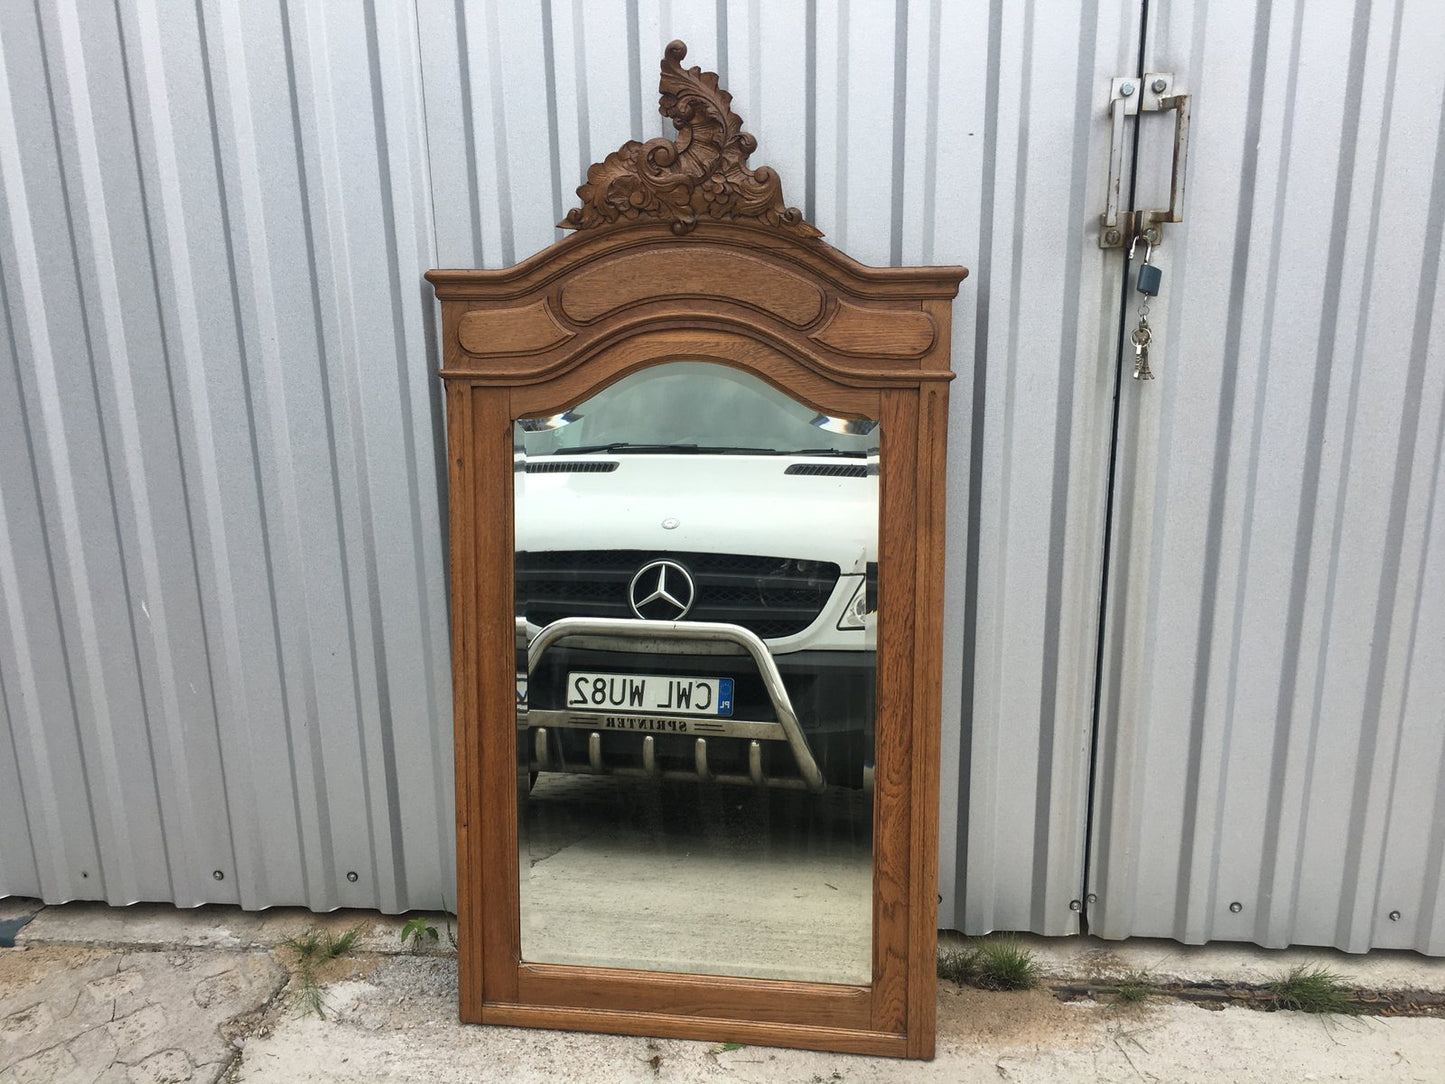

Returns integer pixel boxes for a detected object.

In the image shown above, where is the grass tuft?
[281,927,324,961]
[1114,968,1154,1004]
[936,946,980,985]
[281,924,363,1018]
[282,925,360,963]
[972,938,1040,991]
[1264,965,1360,1014]
[325,926,360,958]
[938,938,1040,991]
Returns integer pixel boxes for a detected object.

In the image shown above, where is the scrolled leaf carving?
[559,40,822,239]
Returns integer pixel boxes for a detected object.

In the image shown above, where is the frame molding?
[427,41,964,1060]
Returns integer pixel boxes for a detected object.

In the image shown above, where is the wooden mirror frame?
[427,42,965,1059]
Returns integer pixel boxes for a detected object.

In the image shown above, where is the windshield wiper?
[551,443,789,455]
[787,448,871,457]
[551,442,696,454]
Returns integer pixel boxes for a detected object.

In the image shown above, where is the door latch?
[1099,73,1191,249]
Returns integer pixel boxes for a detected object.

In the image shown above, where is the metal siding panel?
[742,0,809,223]
[0,686,39,897]
[1090,0,1445,953]
[1378,223,1445,956]
[1319,1,1445,955]
[541,2,589,261]
[361,0,456,912]
[121,0,272,907]
[909,0,985,929]
[208,0,360,913]
[954,0,1139,936]
[0,255,96,900]
[0,25,90,903]
[1404,361,1445,954]
[0,0,1130,944]
[0,0,450,912]
[55,0,236,909]
[138,0,298,907]
[577,4,641,181]
[1,0,167,904]
[811,0,896,264]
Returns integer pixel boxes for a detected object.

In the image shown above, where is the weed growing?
[936,945,980,985]
[937,937,1039,992]
[282,925,363,1018]
[1265,966,1360,1014]
[973,938,1040,991]
[1114,968,1154,1004]
[398,905,458,953]
[400,916,439,950]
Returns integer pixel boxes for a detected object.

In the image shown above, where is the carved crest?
[559,40,822,239]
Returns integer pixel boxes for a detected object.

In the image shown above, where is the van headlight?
[836,576,871,630]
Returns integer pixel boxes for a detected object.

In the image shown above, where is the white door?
[1087,0,1445,953]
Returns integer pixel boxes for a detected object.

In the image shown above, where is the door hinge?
[1099,73,1192,249]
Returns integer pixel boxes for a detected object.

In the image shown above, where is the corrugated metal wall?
[3,0,1442,955]
[1088,0,1445,955]
[0,0,1018,918]
[0,0,453,911]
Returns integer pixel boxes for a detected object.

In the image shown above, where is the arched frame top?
[428,218,965,1061]
[428,221,964,388]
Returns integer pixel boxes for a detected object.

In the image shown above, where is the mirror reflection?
[514,362,877,983]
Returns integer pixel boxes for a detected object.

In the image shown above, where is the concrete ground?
[520,774,872,983]
[3,895,1445,1083]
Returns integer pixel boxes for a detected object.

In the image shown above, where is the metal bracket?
[1099,72,1191,248]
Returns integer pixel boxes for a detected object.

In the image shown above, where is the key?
[1131,320,1154,380]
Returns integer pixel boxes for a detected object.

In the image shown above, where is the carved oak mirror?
[427,41,964,1058]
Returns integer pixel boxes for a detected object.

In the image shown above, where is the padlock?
[1136,261,1162,296]
[1130,233,1162,296]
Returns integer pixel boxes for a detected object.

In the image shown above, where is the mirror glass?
[513,361,877,983]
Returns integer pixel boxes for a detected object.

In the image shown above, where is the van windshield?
[518,361,879,456]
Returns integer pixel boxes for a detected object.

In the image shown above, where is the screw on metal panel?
[1069,899,1082,912]
[1229,901,1243,914]
[346,871,359,883]
[1145,227,1161,245]
[1086,893,1098,905]
[1151,77,1168,93]
[1105,228,1121,245]
[81,871,89,879]
[213,870,225,881]
[1120,82,1136,97]
[1389,910,1402,922]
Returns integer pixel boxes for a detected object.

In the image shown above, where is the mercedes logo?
[628,559,696,620]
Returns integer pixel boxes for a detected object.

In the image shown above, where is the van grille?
[515,551,841,639]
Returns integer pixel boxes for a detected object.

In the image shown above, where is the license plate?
[565,672,735,717]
